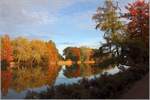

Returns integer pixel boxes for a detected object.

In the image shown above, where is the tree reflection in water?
[1,63,61,96]
[63,64,114,78]
[1,63,116,98]
[1,70,13,96]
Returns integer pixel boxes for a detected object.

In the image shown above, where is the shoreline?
[57,60,95,66]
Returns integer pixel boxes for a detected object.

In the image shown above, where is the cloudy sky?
[0,0,134,54]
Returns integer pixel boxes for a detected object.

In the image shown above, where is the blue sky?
[0,0,134,54]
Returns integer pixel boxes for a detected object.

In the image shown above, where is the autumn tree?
[92,0,149,66]
[125,0,149,46]
[12,37,31,67]
[46,40,59,65]
[63,47,71,59]
[92,0,126,67]
[80,47,94,61]
[1,35,13,70]
[123,0,149,64]
[92,0,124,58]
[12,36,60,68]
[30,40,47,67]
[64,47,94,61]
[63,47,81,61]
[71,47,81,61]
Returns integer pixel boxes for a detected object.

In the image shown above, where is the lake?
[1,64,120,99]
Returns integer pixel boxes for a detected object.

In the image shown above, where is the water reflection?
[1,70,13,96]
[1,63,118,99]
[63,64,115,78]
[11,66,61,93]
[1,64,61,98]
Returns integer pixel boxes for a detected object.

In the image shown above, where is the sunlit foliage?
[80,47,94,62]
[30,40,47,66]
[92,0,124,56]
[46,40,59,65]
[1,35,14,70]
[0,34,61,69]
[92,0,126,67]
[12,37,31,67]
[63,47,94,61]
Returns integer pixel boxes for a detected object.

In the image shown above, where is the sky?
[0,0,135,54]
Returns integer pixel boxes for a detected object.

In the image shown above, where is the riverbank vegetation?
[1,36,61,70]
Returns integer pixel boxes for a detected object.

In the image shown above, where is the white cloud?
[0,0,55,33]
[0,0,98,33]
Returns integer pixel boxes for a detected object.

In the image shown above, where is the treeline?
[63,47,94,61]
[1,35,61,69]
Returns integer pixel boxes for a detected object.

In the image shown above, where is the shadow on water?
[1,62,119,99]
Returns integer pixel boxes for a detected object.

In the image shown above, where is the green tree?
[92,0,124,57]
[92,0,127,67]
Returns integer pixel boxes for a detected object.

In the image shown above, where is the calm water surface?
[1,64,120,99]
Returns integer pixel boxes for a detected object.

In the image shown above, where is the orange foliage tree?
[64,47,94,61]
[70,47,81,61]
[46,40,59,65]
[11,36,60,68]
[1,35,13,69]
